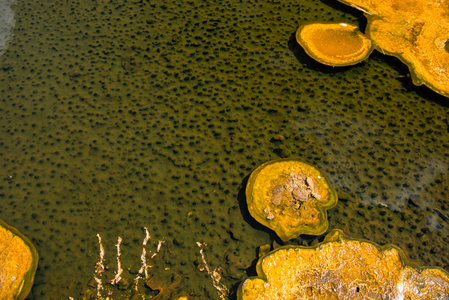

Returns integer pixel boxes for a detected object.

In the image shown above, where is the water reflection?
[0,0,16,56]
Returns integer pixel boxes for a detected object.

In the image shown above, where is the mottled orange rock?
[0,219,38,300]
[238,229,449,300]
[146,274,182,299]
[296,22,373,66]
[246,159,337,241]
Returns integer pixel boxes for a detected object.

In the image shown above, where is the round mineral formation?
[238,229,449,300]
[329,0,449,97]
[296,22,373,67]
[0,219,38,300]
[246,159,337,241]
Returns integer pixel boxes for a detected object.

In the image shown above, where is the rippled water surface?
[1,0,448,299]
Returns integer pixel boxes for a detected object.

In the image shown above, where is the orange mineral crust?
[336,0,449,97]
[0,219,38,300]
[296,22,373,66]
[246,159,337,241]
[238,229,449,300]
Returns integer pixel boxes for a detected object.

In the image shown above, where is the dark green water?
[0,0,448,299]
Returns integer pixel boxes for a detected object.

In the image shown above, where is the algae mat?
[0,0,448,298]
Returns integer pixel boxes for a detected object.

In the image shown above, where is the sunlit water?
[0,0,16,56]
[0,0,448,299]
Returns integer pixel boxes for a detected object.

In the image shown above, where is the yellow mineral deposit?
[238,229,449,300]
[0,219,38,300]
[246,159,337,241]
[304,0,449,97]
[296,22,373,66]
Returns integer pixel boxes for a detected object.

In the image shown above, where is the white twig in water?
[139,227,151,278]
[151,240,165,259]
[84,230,166,298]
[94,234,105,297]
[196,242,228,300]
[134,227,151,291]
[134,231,165,291]
[110,237,123,285]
